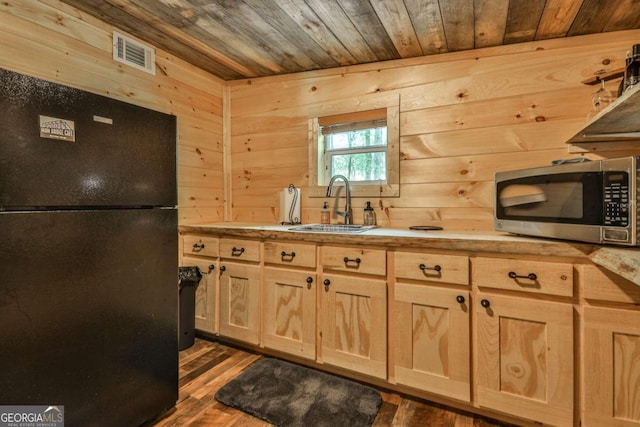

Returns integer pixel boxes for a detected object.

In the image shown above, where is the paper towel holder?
[280,184,301,225]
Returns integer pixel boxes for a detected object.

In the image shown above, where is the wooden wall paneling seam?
[387,250,396,384]
[223,85,232,221]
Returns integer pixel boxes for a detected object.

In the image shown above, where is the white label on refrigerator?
[39,115,76,142]
[93,115,113,125]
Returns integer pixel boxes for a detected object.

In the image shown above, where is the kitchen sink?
[288,224,377,233]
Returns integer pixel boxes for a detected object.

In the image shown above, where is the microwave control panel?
[603,171,629,227]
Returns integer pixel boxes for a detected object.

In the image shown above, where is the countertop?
[179,223,640,286]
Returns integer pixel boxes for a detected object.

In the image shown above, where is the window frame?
[320,109,388,185]
[307,96,400,198]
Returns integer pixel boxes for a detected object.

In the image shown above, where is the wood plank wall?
[0,0,225,225]
[228,29,640,231]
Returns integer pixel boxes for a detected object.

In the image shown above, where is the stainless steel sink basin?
[288,224,377,233]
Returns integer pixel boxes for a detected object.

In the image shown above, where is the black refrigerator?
[0,68,178,426]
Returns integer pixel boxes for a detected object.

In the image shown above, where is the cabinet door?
[219,262,261,345]
[320,274,387,379]
[394,285,470,402]
[263,268,316,360]
[583,307,640,426]
[182,256,217,334]
[476,293,573,426]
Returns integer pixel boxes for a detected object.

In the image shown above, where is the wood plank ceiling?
[62,0,640,81]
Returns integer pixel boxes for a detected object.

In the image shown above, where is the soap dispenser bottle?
[363,201,376,226]
[320,201,330,224]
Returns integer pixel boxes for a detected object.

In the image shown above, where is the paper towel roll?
[279,187,301,224]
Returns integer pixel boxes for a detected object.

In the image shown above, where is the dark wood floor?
[149,338,514,427]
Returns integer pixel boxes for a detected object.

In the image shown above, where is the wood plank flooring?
[148,338,514,427]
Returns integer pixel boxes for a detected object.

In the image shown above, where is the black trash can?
[178,266,202,350]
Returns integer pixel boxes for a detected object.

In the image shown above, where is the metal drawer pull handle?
[343,257,361,265]
[192,243,205,250]
[419,263,441,272]
[508,271,537,281]
[456,295,465,304]
[480,299,491,308]
[231,247,245,256]
[281,251,296,260]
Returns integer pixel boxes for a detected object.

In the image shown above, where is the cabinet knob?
[419,263,441,272]
[219,265,226,272]
[231,247,245,256]
[508,271,537,281]
[480,299,491,308]
[207,264,215,274]
[192,243,205,250]
[323,279,331,286]
[306,276,313,284]
[456,295,465,304]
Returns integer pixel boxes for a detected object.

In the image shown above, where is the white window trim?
[307,96,400,198]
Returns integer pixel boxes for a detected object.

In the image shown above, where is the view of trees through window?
[323,125,387,182]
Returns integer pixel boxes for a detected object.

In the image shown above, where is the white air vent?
[113,31,155,75]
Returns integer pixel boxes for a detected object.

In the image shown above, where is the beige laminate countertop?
[180,223,640,286]
[180,223,640,287]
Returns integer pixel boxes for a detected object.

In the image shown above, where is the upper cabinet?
[567,84,640,144]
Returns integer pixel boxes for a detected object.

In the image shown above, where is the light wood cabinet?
[394,283,470,402]
[219,238,260,262]
[182,235,219,335]
[580,264,640,303]
[320,273,387,379]
[182,256,217,334]
[264,241,316,268]
[262,239,317,359]
[183,235,219,258]
[219,262,261,345]
[473,256,573,297]
[395,251,469,285]
[581,264,640,427]
[321,245,386,276]
[263,268,316,359]
[393,250,471,402]
[582,306,640,426]
[475,292,574,426]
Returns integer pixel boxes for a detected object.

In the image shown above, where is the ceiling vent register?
[112,31,155,75]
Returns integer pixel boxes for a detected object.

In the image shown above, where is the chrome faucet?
[326,174,352,224]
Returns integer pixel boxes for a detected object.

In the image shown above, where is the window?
[319,109,387,184]
[308,100,399,198]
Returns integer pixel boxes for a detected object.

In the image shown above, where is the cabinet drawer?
[264,241,316,268]
[321,246,386,276]
[395,251,469,285]
[581,264,640,303]
[183,235,219,258]
[220,238,260,262]
[472,257,573,297]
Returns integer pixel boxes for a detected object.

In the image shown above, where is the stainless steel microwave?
[495,156,639,245]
